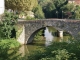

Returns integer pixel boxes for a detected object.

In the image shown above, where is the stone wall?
[17,25,25,44]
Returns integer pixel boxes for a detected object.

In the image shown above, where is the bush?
[0,11,18,38]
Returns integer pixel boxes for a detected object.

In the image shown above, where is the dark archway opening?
[11,28,16,38]
[27,27,45,44]
[27,26,72,44]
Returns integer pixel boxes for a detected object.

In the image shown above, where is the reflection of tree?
[0,43,22,60]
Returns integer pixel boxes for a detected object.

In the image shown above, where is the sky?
[0,0,4,14]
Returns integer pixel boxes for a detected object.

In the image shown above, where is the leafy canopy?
[5,0,38,11]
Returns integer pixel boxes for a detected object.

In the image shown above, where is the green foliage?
[0,39,20,48]
[61,4,74,12]
[43,1,56,18]
[54,0,67,9]
[38,0,55,18]
[5,0,80,19]
[38,0,68,18]
[26,16,35,20]
[16,25,23,39]
[24,40,80,60]
[34,29,44,41]
[0,12,18,38]
[41,49,72,60]
[72,5,80,19]
[33,5,45,19]
[38,0,51,8]
[45,2,55,12]
[0,39,21,60]
[5,0,38,12]
[61,4,74,19]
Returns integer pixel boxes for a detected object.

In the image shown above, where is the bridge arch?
[26,26,71,44]
[27,27,45,44]
[18,19,80,44]
[26,26,72,44]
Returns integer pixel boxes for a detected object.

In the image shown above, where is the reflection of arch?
[27,27,45,44]
[45,26,72,37]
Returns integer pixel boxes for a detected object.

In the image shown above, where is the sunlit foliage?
[5,0,38,12]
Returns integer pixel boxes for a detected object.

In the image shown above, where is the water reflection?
[19,44,44,57]
[44,27,71,46]
[18,26,72,56]
[44,27,53,46]
[18,45,29,56]
[54,37,63,42]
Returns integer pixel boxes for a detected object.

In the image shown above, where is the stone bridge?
[17,19,80,44]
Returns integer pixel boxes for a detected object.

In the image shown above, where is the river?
[18,26,72,56]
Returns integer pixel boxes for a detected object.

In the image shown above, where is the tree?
[43,1,56,18]
[38,0,68,18]
[54,0,68,10]
[73,5,80,19]
[5,0,38,12]
[53,0,68,18]
[38,0,51,8]
[61,3,74,18]
[33,5,45,19]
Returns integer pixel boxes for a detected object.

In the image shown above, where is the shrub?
[0,11,18,38]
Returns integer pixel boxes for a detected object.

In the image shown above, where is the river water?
[18,26,72,56]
